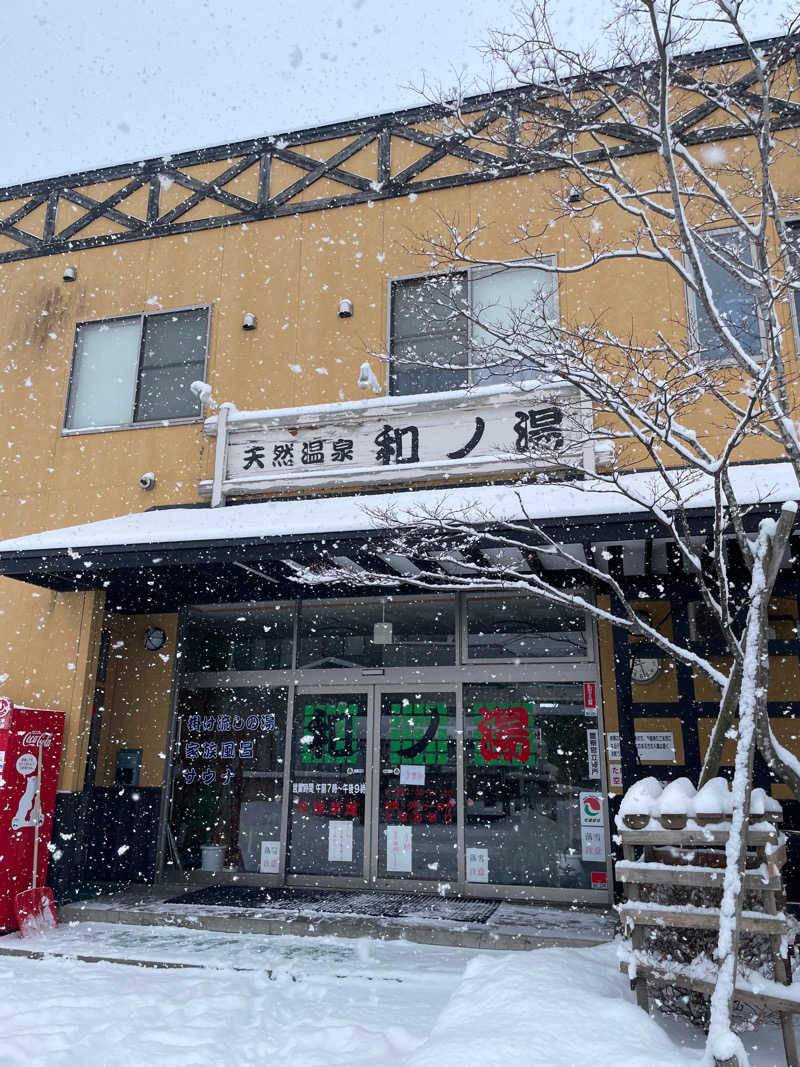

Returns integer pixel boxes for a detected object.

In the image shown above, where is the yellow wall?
[95,612,179,789]
[0,70,798,794]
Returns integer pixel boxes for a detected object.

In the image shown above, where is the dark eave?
[0,498,792,613]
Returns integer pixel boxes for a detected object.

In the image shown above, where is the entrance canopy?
[0,462,796,611]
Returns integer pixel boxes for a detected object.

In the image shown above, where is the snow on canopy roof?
[0,461,796,557]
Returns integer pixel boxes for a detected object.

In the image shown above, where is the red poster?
[0,702,65,933]
[583,683,597,712]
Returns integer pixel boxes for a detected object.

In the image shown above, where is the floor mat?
[164,886,498,923]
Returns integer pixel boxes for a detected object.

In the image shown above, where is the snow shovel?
[14,742,57,936]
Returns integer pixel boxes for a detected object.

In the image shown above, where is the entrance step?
[55,885,616,951]
[163,886,500,923]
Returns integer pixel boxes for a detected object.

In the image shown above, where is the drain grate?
[164,886,498,923]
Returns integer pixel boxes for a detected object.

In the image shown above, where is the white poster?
[605,731,675,762]
[386,825,413,872]
[608,762,623,789]
[328,820,354,863]
[581,827,606,863]
[400,764,425,786]
[579,791,604,827]
[259,840,280,874]
[585,729,600,779]
[635,731,676,762]
[466,847,489,883]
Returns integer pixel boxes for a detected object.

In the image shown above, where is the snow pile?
[0,927,791,1066]
[617,776,663,824]
[406,945,719,1067]
[616,776,781,831]
[694,778,734,820]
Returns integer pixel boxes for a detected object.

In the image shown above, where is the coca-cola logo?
[23,731,53,749]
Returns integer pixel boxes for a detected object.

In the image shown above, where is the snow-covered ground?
[0,923,793,1067]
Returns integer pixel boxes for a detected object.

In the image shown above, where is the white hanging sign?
[202,384,589,502]
[386,825,413,872]
[586,729,600,779]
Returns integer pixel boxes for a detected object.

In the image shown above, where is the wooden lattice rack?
[618,816,799,1066]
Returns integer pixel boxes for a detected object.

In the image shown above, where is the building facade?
[0,37,799,906]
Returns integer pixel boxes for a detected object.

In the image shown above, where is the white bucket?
[200,845,225,872]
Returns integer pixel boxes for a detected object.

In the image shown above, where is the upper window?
[389,260,557,396]
[687,229,761,362]
[65,306,210,431]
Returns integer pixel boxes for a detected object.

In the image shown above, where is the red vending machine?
[0,698,65,933]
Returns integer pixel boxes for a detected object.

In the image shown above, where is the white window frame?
[387,257,559,396]
[62,303,212,435]
[684,227,765,364]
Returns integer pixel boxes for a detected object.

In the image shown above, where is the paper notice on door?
[581,826,606,863]
[259,840,280,874]
[386,825,413,872]
[399,764,425,786]
[328,820,354,863]
[466,847,489,883]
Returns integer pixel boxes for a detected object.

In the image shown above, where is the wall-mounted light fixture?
[138,472,156,491]
[242,312,257,331]
[338,298,353,318]
[63,266,77,282]
[358,361,382,394]
[143,626,166,651]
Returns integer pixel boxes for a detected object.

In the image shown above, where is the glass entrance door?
[286,690,369,880]
[375,688,459,883]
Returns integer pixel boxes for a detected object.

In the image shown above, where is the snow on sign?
[202,383,590,502]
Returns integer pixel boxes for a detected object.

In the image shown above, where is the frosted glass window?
[66,307,208,430]
[390,260,557,395]
[66,318,140,429]
[472,263,557,385]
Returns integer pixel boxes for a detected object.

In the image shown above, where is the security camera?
[63,267,77,282]
[338,298,353,318]
[139,472,156,491]
[242,312,257,330]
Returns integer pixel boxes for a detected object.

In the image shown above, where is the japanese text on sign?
[474,703,536,765]
[206,386,588,501]
[386,825,413,872]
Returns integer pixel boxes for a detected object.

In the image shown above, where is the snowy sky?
[0,0,791,188]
